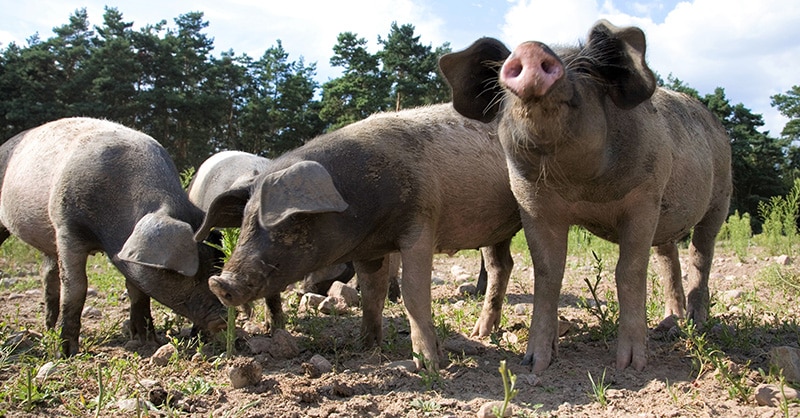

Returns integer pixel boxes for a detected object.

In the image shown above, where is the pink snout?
[500,41,564,100]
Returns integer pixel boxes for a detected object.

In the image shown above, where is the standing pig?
[0,118,227,355]
[439,20,732,371]
[197,103,522,370]
[187,150,355,329]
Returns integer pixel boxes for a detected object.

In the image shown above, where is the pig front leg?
[399,228,441,371]
[124,280,156,342]
[265,294,285,332]
[355,256,393,348]
[471,239,513,337]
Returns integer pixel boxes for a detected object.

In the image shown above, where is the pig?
[197,103,522,370]
[0,117,228,356]
[438,20,732,371]
[187,150,356,330]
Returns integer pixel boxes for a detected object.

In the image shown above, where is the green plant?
[412,352,442,390]
[410,397,441,414]
[756,178,800,256]
[587,368,610,407]
[580,251,619,344]
[493,360,518,417]
[719,210,752,261]
[179,167,196,190]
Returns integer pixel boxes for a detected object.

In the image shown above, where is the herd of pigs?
[0,21,731,374]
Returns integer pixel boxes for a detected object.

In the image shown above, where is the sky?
[1,0,798,135]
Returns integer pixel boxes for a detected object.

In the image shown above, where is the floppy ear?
[194,186,252,242]
[439,37,510,122]
[118,211,199,277]
[258,160,348,228]
[586,19,656,109]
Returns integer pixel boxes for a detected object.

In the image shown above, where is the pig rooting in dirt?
[0,118,227,356]
[440,20,732,372]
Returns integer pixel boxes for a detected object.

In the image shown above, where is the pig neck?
[500,96,610,188]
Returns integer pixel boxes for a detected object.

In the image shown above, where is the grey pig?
[439,20,732,371]
[0,117,227,355]
[197,103,522,370]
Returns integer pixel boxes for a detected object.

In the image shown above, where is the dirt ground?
[1,244,799,417]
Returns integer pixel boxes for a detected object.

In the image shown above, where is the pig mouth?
[209,273,262,307]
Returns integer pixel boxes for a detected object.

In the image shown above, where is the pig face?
[201,161,348,307]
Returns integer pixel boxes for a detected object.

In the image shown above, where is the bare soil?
[1,245,799,417]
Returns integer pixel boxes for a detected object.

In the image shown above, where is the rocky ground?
[1,241,799,417]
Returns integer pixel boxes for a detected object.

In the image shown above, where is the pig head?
[0,118,227,356]
[198,103,521,370]
[439,20,732,372]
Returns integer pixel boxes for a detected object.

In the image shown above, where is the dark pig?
[198,103,522,370]
[0,118,227,355]
[439,20,732,371]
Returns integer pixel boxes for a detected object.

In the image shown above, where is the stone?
[117,398,149,412]
[776,255,793,266]
[150,343,177,366]
[328,281,359,307]
[319,296,348,315]
[478,401,513,417]
[769,346,800,383]
[35,361,58,384]
[755,383,800,407]
[268,329,299,359]
[81,306,102,319]
[299,293,326,312]
[247,336,272,355]
[513,304,527,316]
[302,354,333,378]
[386,360,416,372]
[227,357,262,389]
[457,283,477,295]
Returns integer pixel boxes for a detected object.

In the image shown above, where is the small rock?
[150,343,177,366]
[386,359,416,372]
[517,373,541,387]
[769,346,800,383]
[319,296,348,315]
[478,401,513,417]
[0,277,18,288]
[558,320,574,337]
[139,379,160,390]
[302,354,333,378]
[86,287,98,297]
[117,398,149,412]
[776,255,793,266]
[721,289,744,304]
[328,282,359,306]
[268,329,299,359]
[24,289,41,296]
[299,293,326,312]
[81,306,102,319]
[36,361,58,383]
[247,336,272,355]
[444,337,484,356]
[502,332,518,345]
[457,283,477,295]
[227,357,262,389]
[513,304,527,316]
[242,321,268,336]
[755,383,800,406]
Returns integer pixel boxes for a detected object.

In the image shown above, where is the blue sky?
[1,0,798,135]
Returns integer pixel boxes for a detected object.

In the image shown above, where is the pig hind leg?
[355,256,393,349]
[471,240,513,337]
[55,238,89,356]
[652,242,686,321]
[41,255,61,329]
[686,203,729,325]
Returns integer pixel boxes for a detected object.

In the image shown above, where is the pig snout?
[209,272,254,307]
[500,41,564,100]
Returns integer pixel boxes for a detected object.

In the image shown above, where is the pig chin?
[209,273,264,307]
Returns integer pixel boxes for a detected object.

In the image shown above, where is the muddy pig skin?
[439,20,732,371]
[0,117,227,356]
[198,103,522,370]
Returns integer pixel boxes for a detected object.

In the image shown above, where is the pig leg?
[56,241,89,356]
[475,253,488,295]
[685,203,728,325]
[613,212,659,371]
[523,218,568,372]
[124,280,156,342]
[356,256,392,348]
[399,227,441,370]
[471,239,513,337]
[39,255,61,330]
[265,294,285,332]
[652,242,686,320]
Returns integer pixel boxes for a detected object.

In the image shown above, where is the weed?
[587,368,610,407]
[580,251,619,344]
[718,210,752,261]
[412,352,443,391]
[494,360,518,417]
[410,397,441,414]
[756,178,799,256]
[179,166,196,189]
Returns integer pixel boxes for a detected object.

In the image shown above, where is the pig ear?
[439,37,510,122]
[258,160,348,228]
[586,19,656,109]
[118,211,199,277]
[194,186,252,242]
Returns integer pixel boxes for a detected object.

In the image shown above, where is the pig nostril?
[502,59,523,79]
